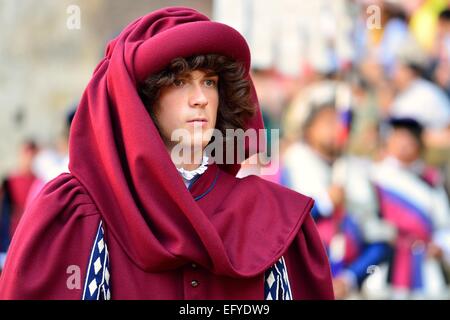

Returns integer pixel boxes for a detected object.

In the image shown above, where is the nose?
[188,84,208,108]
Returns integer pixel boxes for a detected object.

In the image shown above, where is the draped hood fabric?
[0,7,333,299]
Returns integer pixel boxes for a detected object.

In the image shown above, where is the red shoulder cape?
[0,165,333,299]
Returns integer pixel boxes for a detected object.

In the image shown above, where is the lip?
[187,118,208,123]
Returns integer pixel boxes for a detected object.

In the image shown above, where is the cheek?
[153,97,184,139]
[403,141,419,157]
[319,121,337,140]
[387,137,407,156]
[157,112,176,137]
[209,90,219,107]
[207,92,219,124]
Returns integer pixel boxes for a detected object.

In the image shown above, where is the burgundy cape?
[0,7,333,300]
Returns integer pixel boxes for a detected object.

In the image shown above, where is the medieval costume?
[0,7,333,300]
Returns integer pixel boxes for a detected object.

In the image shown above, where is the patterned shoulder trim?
[81,222,289,300]
[264,256,293,300]
[82,221,111,300]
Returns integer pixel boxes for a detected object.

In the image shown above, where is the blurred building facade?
[0,0,212,177]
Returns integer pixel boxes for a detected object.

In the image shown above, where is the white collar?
[176,155,209,181]
[382,156,424,174]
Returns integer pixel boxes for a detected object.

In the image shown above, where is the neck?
[385,154,420,169]
[167,144,205,171]
[308,144,335,164]
[316,150,334,164]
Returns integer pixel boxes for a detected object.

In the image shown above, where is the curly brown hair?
[138,54,255,133]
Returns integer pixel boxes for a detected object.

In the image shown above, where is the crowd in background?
[240,0,450,299]
[1,0,450,299]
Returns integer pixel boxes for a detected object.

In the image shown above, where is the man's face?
[152,69,219,151]
[385,128,421,165]
[306,107,341,161]
[438,19,450,35]
[392,62,415,91]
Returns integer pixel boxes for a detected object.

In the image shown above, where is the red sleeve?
[0,173,101,299]
[285,212,335,300]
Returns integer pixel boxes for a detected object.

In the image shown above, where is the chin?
[182,140,206,151]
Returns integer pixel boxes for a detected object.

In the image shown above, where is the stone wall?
[0,0,212,176]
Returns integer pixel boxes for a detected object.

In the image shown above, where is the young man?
[0,7,333,300]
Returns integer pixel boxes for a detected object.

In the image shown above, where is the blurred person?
[390,37,450,148]
[429,9,450,206]
[282,78,353,210]
[0,7,333,300]
[357,55,397,128]
[283,72,344,143]
[0,140,39,271]
[371,117,450,299]
[282,94,391,299]
[346,71,383,157]
[24,109,75,208]
[32,109,74,183]
[377,2,411,75]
